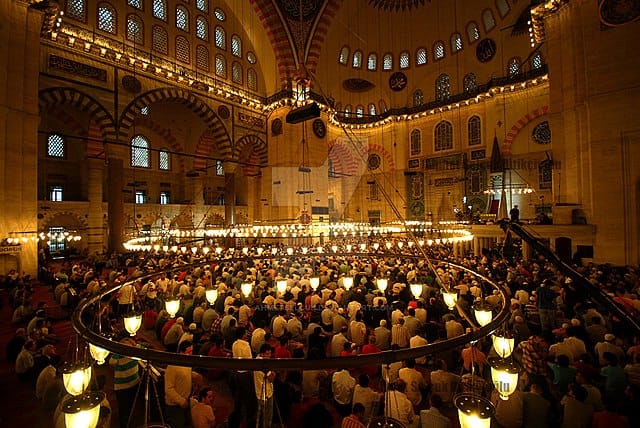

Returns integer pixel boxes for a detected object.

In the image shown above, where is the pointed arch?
[118,88,232,169]
[502,105,550,154]
[233,134,267,176]
[133,117,186,172]
[41,210,90,231]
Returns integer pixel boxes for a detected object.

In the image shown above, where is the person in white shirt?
[190,387,216,428]
[350,313,367,347]
[410,333,429,365]
[271,310,288,339]
[352,374,383,423]
[230,328,257,427]
[399,359,428,406]
[385,379,416,427]
[375,320,392,350]
[332,368,357,416]
[165,341,202,428]
[254,344,276,428]
[420,394,451,428]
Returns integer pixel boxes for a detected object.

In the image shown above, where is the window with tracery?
[436,73,451,102]
[434,121,453,151]
[383,53,393,70]
[231,35,242,57]
[153,0,167,21]
[399,51,410,69]
[152,25,168,54]
[97,3,117,34]
[159,150,171,170]
[416,48,427,66]
[215,55,226,78]
[483,9,496,32]
[508,57,520,76]
[339,46,349,65]
[215,26,226,49]
[214,8,225,21]
[356,105,364,118]
[413,89,424,107]
[367,53,377,70]
[539,160,553,190]
[196,16,208,40]
[531,53,543,69]
[410,129,421,156]
[468,116,481,146]
[434,41,445,60]
[467,22,480,43]
[47,134,65,158]
[196,0,208,12]
[127,14,143,44]
[352,50,362,68]
[369,103,376,116]
[196,45,209,71]
[131,135,150,167]
[176,6,189,31]
[451,33,463,53]
[176,36,190,63]
[232,61,242,83]
[128,0,142,9]
[248,68,257,91]
[463,73,477,93]
[66,0,86,21]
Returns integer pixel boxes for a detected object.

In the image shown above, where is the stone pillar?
[223,164,237,226]
[107,158,124,253]
[87,159,104,255]
[522,240,532,260]
[452,241,459,258]
[0,2,42,276]
[473,237,481,257]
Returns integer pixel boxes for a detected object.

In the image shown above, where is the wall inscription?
[49,55,107,82]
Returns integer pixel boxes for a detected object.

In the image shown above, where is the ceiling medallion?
[599,0,640,27]
[476,38,497,63]
[389,72,407,91]
[121,75,142,94]
[343,78,376,93]
[368,0,430,12]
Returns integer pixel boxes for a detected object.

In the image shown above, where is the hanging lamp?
[164,297,181,318]
[62,391,105,428]
[489,357,520,400]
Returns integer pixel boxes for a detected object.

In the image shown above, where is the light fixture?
[377,278,388,293]
[410,283,423,299]
[165,298,181,318]
[310,277,320,291]
[205,288,218,305]
[455,394,495,428]
[276,279,287,295]
[62,362,92,396]
[88,343,109,365]
[287,247,294,255]
[443,291,458,310]
[473,303,493,327]
[124,312,142,336]
[489,357,520,400]
[343,277,354,291]
[241,282,253,297]
[492,333,514,358]
[62,391,105,428]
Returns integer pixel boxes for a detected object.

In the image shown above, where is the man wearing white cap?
[595,334,625,366]
[375,320,391,350]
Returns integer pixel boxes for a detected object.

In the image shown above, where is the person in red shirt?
[360,335,382,378]
[341,403,366,428]
[274,337,292,359]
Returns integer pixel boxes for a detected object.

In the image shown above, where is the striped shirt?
[341,415,366,428]
[109,353,139,390]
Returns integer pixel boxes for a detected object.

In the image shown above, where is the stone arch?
[193,130,233,171]
[118,88,232,164]
[367,143,395,170]
[39,87,116,155]
[40,210,89,231]
[133,117,186,172]
[234,134,267,176]
[502,105,549,154]
[328,139,359,176]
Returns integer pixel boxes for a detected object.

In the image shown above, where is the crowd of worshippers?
[5,242,640,428]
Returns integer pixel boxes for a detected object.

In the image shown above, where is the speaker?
[286,102,321,124]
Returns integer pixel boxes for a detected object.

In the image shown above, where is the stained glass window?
[367,53,377,70]
[463,73,477,93]
[215,26,226,49]
[467,22,480,43]
[232,61,242,83]
[339,46,349,65]
[247,68,257,90]
[196,45,209,71]
[159,150,170,170]
[215,55,226,77]
[410,129,421,156]
[176,6,189,31]
[434,41,445,60]
[97,3,117,34]
[435,121,453,151]
[247,51,257,64]
[436,73,451,102]
[383,53,392,70]
[231,35,242,57]
[451,33,463,53]
[508,57,520,76]
[369,103,376,116]
[196,16,208,40]
[531,53,543,70]
[353,50,362,68]
[128,0,142,9]
[468,116,481,146]
[356,105,364,118]
[413,89,424,107]
[131,135,150,167]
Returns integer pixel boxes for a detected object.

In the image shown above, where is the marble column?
[107,158,124,253]
[87,158,105,255]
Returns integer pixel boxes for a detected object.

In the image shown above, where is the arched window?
[232,61,242,83]
[434,121,453,152]
[468,115,481,146]
[47,133,65,158]
[196,16,208,40]
[131,135,150,167]
[379,99,388,113]
[398,51,410,69]
[482,9,496,32]
[153,0,167,21]
[176,36,190,63]
[339,46,349,65]
[383,53,393,70]
[367,53,377,70]
[66,0,86,22]
[413,89,424,107]
[508,57,520,76]
[127,14,143,44]
[247,52,257,64]
[433,41,445,60]
[176,5,189,31]
[247,68,258,91]
[368,103,377,116]
[451,33,463,53]
[344,105,352,118]
[410,129,421,156]
[416,48,427,66]
[467,22,480,43]
[97,3,117,34]
[231,35,242,57]
[128,0,142,9]
[159,149,171,170]
[356,105,364,118]
[436,73,451,102]
[334,103,342,115]
[531,53,543,69]
[496,0,510,17]
[214,8,225,21]
[352,50,362,68]
[196,0,208,12]
[215,55,226,78]
[215,26,226,49]
[463,73,477,93]
[196,45,209,71]
[152,25,168,54]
